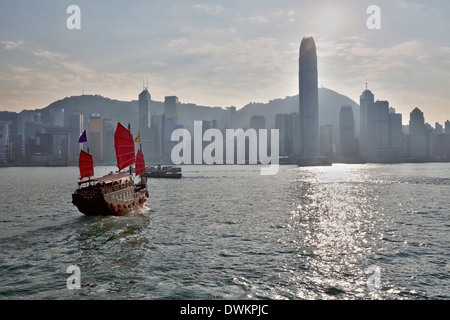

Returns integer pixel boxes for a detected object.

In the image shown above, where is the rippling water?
[0,163,448,300]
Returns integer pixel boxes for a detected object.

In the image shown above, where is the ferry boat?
[142,164,182,179]
[71,123,149,216]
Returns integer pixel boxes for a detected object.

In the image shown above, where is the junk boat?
[142,164,182,179]
[72,123,149,216]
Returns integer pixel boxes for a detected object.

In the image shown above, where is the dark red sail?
[114,122,135,171]
[135,149,146,176]
[79,150,94,180]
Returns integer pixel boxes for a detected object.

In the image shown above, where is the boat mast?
[88,147,91,185]
[128,123,132,176]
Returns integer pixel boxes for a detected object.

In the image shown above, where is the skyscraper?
[339,105,355,156]
[139,87,154,160]
[299,36,319,159]
[139,87,151,135]
[164,96,179,126]
[407,107,428,158]
[389,112,403,159]
[89,114,103,161]
[229,106,236,129]
[250,115,266,131]
[374,100,390,150]
[17,110,41,159]
[359,85,374,157]
[435,122,443,135]
[163,96,179,161]
[275,113,301,159]
[320,124,333,157]
[0,121,12,163]
[49,108,64,127]
[68,112,83,163]
[409,108,426,135]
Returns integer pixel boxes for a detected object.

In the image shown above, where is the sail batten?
[79,150,94,180]
[114,122,136,171]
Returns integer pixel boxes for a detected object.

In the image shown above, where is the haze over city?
[0,0,449,125]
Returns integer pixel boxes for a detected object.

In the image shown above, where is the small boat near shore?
[72,123,149,216]
[141,164,182,179]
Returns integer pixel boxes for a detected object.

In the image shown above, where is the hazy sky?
[0,0,449,125]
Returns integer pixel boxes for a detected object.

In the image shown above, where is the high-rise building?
[229,106,237,129]
[162,116,175,161]
[435,122,443,135]
[17,111,41,136]
[275,113,300,159]
[445,120,450,134]
[103,119,115,163]
[17,110,41,159]
[151,115,164,161]
[249,115,266,163]
[68,112,83,163]
[89,114,103,162]
[374,100,390,151]
[360,88,394,159]
[407,107,428,158]
[320,124,333,157]
[299,36,319,159]
[250,115,266,131]
[24,121,44,161]
[409,108,426,136]
[359,86,375,157]
[165,96,179,126]
[0,121,12,163]
[275,114,287,156]
[49,108,64,127]
[162,96,179,161]
[39,126,70,163]
[139,88,151,134]
[339,105,355,156]
[139,88,154,161]
[291,113,301,156]
[202,120,212,133]
[389,112,403,152]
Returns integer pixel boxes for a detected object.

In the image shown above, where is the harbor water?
[0,163,448,300]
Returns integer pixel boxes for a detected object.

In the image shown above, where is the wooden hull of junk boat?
[72,184,149,216]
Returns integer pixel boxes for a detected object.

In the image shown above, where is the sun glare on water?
[317,7,343,35]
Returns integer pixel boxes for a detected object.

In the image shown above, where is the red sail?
[79,150,94,180]
[114,122,135,171]
[135,149,146,176]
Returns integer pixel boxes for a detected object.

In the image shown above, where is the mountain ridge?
[1,88,360,137]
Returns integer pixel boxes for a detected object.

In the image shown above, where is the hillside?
[2,88,360,136]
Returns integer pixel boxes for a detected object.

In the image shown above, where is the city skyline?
[0,1,449,126]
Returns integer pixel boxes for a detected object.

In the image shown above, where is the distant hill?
[237,88,360,135]
[39,94,138,130]
[3,88,359,137]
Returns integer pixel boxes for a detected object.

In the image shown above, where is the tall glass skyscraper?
[164,96,179,126]
[138,87,151,136]
[339,105,355,156]
[359,86,375,157]
[299,36,319,158]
